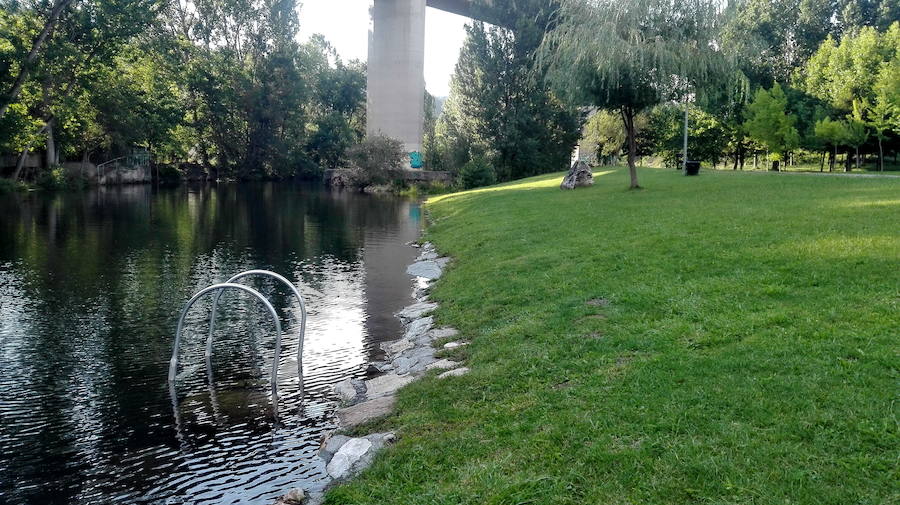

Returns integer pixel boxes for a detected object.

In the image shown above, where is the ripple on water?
[0,184,420,504]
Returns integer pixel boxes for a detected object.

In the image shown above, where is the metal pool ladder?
[167,270,307,409]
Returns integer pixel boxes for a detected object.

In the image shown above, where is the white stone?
[326,438,372,479]
[417,250,439,261]
[383,338,414,357]
[273,488,308,505]
[426,359,460,371]
[560,161,594,189]
[336,395,396,427]
[443,341,468,349]
[395,302,438,322]
[404,316,434,340]
[332,378,357,403]
[406,261,443,280]
[365,373,415,398]
[391,347,436,375]
[320,434,352,462]
[435,257,451,269]
[413,282,431,301]
[429,327,459,340]
[438,367,470,379]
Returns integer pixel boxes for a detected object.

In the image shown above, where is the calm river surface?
[0,183,422,504]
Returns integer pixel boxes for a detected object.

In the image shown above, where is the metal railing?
[95,151,151,183]
[168,271,308,414]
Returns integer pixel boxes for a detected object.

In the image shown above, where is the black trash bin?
[685,160,701,176]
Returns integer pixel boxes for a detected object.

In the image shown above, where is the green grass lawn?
[328,167,899,505]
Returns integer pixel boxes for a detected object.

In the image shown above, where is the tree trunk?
[12,149,30,181]
[620,107,640,189]
[682,98,689,171]
[820,151,825,171]
[45,119,56,168]
[878,138,883,172]
[855,146,860,170]
[771,159,780,171]
[80,149,89,180]
[844,150,851,172]
[0,0,75,120]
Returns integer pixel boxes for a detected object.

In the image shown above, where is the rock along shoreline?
[274,242,469,505]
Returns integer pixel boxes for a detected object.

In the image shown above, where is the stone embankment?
[275,242,469,505]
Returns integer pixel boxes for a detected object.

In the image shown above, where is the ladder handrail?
[208,270,307,386]
[168,283,283,405]
[96,156,127,170]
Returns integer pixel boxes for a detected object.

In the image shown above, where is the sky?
[298,0,471,97]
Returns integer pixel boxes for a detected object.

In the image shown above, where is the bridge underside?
[425,0,475,18]
[367,0,495,158]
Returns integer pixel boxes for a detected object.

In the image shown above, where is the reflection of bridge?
[368,0,499,156]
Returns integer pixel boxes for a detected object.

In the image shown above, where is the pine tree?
[743,83,800,170]
[434,15,579,184]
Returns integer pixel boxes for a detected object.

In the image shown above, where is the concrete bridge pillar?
[367,0,427,155]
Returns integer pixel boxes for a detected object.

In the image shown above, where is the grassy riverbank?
[328,167,898,504]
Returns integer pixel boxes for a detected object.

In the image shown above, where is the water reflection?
[0,183,421,504]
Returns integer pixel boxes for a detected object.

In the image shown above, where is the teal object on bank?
[409,151,424,169]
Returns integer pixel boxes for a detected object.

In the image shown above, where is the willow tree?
[540,0,733,188]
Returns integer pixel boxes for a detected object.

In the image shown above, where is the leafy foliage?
[801,23,900,112]
[582,110,626,159]
[457,157,496,189]
[541,0,732,187]
[346,135,405,187]
[648,104,731,168]
[0,0,367,182]
[743,83,800,164]
[433,11,579,183]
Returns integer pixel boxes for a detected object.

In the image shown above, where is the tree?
[647,103,731,169]
[0,0,76,120]
[865,61,900,170]
[435,16,579,182]
[346,135,404,186]
[814,117,848,171]
[422,91,438,168]
[743,83,801,170]
[1,0,373,183]
[541,0,731,188]
[720,0,898,88]
[843,108,869,170]
[581,109,626,164]
[802,22,900,113]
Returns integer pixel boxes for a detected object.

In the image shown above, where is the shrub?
[458,158,496,189]
[35,166,65,190]
[34,166,89,191]
[347,135,406,187]
[0,177,28,194]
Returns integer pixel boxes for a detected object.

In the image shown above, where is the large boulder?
[560,161,593,190]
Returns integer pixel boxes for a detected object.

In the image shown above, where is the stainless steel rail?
[168,283,283,405]
[208,270,307,385]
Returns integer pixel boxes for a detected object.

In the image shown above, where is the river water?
[0,183,422,504]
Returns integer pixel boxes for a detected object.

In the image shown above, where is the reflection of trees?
[0,183,420,503]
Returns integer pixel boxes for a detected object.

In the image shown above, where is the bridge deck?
[426,0,505,27]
